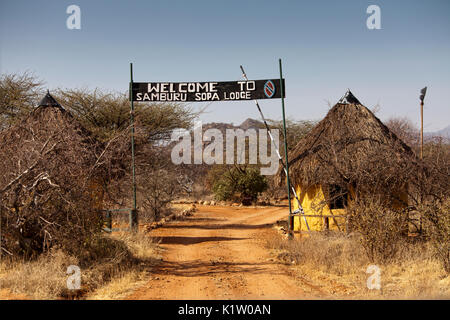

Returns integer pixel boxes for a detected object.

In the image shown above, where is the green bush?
[212,167,268,204]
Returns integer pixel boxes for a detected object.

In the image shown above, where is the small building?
[282,91,415,232]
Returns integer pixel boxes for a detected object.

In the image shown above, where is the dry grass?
[86,269,150,300]
[0,249,78,299]
[267,232,450,299]
[86,232,162,300]
[0,232,161,300]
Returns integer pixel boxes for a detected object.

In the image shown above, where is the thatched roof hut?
[286,90,415,187]
[281,91,417,232]
[0,91,102,184]
[0,91,111,255]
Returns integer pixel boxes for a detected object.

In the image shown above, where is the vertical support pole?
[279,59,293,237]
[129,63,138,232]
[420,101,424,160]
[106,211,112,231]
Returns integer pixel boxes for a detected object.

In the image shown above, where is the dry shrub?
[385,117,419,149]
[421,200,450,273]
[137,146,188,222]
[409,141,450,273]
[113,232,160,261]
[347,196,408,264]
[0,106,107,258]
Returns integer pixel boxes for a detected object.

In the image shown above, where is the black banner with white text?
[131,79,285,102]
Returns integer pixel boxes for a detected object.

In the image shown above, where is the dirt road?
[127,205,324,300]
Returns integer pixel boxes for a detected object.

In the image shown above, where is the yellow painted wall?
[292,184,346,232]
[292,183,408,232]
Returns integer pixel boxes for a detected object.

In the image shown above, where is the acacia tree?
[55,88,197,142]
[267,119,316,152]
[0,72,43,130]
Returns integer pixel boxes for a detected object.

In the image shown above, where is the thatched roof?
[38,90,65,111]
[283,91,416,188]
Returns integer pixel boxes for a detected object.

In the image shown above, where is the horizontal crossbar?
[102,208,132,213]
[289,214,347,218]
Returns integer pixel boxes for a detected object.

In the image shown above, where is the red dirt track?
[126,205,323,300]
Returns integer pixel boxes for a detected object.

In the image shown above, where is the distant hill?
[239,118,265,130]
[202,118,264,133]
[425,125,450,139]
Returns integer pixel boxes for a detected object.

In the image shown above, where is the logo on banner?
[264,80,275,98]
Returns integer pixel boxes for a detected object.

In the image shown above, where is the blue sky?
[1,0,449,131]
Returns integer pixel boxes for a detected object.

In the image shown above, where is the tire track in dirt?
[126,206,322,300]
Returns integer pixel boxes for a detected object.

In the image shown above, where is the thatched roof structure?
[283,91,417,190]
[38,90,66,111]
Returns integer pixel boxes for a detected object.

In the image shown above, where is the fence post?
[106,211,112,231]
[130,209,138,232]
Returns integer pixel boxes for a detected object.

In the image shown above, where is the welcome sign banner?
[131,79,285,102]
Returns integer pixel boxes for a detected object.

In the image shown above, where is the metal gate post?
[129,63,138,232]
[279,59,293,237]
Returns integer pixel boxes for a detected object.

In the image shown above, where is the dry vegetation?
[0,232,161,299]
[267,232,450,299]
[0,73,192,299]
[0,73,448,300]
[278,99,449,274]
[0,103,107,258]
[267,98,449,299]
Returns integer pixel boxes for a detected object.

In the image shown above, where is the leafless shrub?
[385,117,419,149]
[347,196,408,264]
[420,200,450,273]
[137,146,186,222]
[0,106,106,258]
[410,142,450,273]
